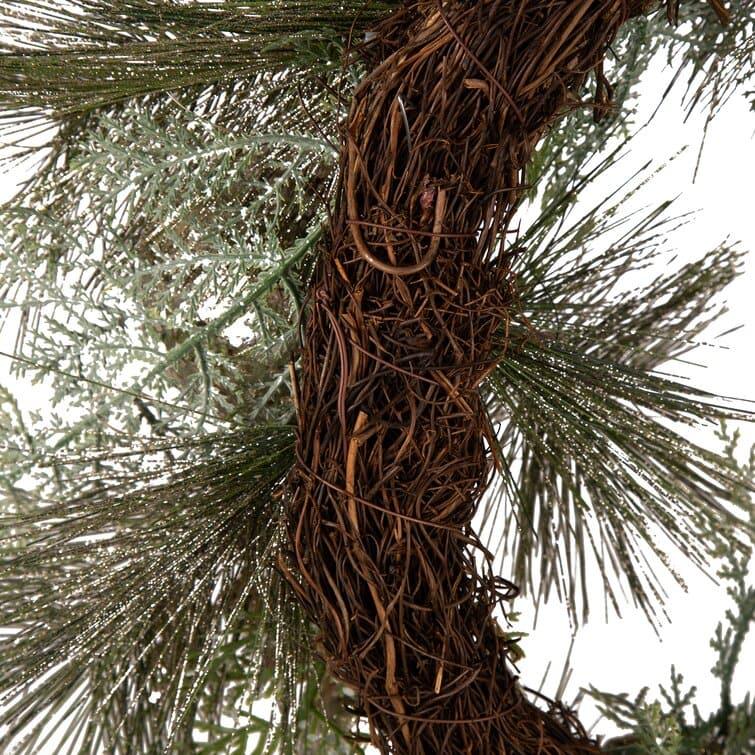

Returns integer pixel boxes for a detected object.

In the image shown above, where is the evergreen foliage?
[0,0,753,751]
[485,155,752,623]
[592,428,754,754]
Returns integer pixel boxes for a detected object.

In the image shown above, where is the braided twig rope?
[283,1,710,751]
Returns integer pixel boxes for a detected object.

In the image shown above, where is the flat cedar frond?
[0,426,336,754]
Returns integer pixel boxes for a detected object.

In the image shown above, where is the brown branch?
[283,1,719,752]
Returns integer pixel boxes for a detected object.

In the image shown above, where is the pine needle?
[0,425,319,753]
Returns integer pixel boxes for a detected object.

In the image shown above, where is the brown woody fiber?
[283,1,718,752]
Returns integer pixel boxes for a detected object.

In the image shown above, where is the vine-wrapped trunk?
[285,1,670,752]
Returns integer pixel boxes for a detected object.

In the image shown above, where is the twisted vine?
[283,1,717,751]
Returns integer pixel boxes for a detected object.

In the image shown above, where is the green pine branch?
[0,1,398,123]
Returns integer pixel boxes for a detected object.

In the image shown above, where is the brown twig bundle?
[283,1,696,752]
